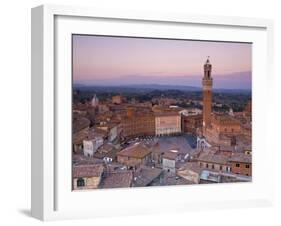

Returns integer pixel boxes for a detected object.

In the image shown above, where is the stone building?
[196,152,231,172]
[121,108,155,139]
[204,113,242,146]
[98,103,110,114]
[82,129,107,157]
[117,143,152,169]
[73,164,104,190]
[200,58,246,147]
[112,95,123,104]
[155,112,181,136]
[83,136,104,157]
[183,114,203,135]
[229,153,252,176]
[162,151,179,174]
[72,116,91,153]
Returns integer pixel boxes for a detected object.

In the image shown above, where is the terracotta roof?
[212,113,240,125]
[133,167,162,187]
[84,128,108,140]
[163,151,179,160]
[72,154,104,165]
[73,117,90,134]
[73,164,104,178]
[73,130,89,145]
[94,143,119,160]
[162,174,195,185]
[178,162,202,174]
[99,171,133,188]
[117,143,151,159]
[197,153,229,165]
[229,153,252,163]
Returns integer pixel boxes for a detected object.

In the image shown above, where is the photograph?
[72,34,252,190]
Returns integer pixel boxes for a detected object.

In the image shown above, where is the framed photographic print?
[31,4,274,221]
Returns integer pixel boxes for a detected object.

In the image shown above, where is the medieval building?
[202,57,213,134]
[198,58,249,149]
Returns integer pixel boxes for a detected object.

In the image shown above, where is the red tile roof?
[99,171,133,188]
[117,143,151,159]
[73,164,104,178]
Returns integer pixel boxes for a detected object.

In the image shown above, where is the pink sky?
[72,35,251,89]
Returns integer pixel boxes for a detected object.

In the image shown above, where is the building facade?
[204,114,242,146]
[112,95,123,104]
[197,153,231,172]
[155,112,181,136]
[117,143,152,169]
[121,108,155,139]
[83,136,104,157]
[229,153,252,176]
[73,164,104,190]
[183,114,203,135]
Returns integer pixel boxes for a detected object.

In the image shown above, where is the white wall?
[0,0,280,225]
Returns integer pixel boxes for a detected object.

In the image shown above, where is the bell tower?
[202,57,213,132]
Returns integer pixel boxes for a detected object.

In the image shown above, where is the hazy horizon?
[73,35,252,90]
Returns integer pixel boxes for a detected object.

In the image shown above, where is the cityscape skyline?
[73,35,252,90]
[72,56,252,190]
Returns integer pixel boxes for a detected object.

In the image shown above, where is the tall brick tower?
[202,57,213,132]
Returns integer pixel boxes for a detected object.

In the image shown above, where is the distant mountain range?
[74,71,252,90]
[73,83,251,94]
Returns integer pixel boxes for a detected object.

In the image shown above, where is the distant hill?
[74,71,251,90]
[73,83,251,94]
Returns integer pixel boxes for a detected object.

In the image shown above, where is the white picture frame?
[31,4,274,221]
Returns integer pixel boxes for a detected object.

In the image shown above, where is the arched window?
[77,178,85,187]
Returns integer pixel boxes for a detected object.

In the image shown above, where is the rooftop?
[73,129,89,145]
[83,128,108,140]
[94,143,119,160]
[99,171,133,189]
[229,153,252,163]
[117,143,151,159]
[163,150,179,160]
[73,117,90,134]
[161,174,195,186]
[197,152,229,165]
[133,166,162,187]
[178,162,202,174]
[212,113,241,126]
[73,164,104,178]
